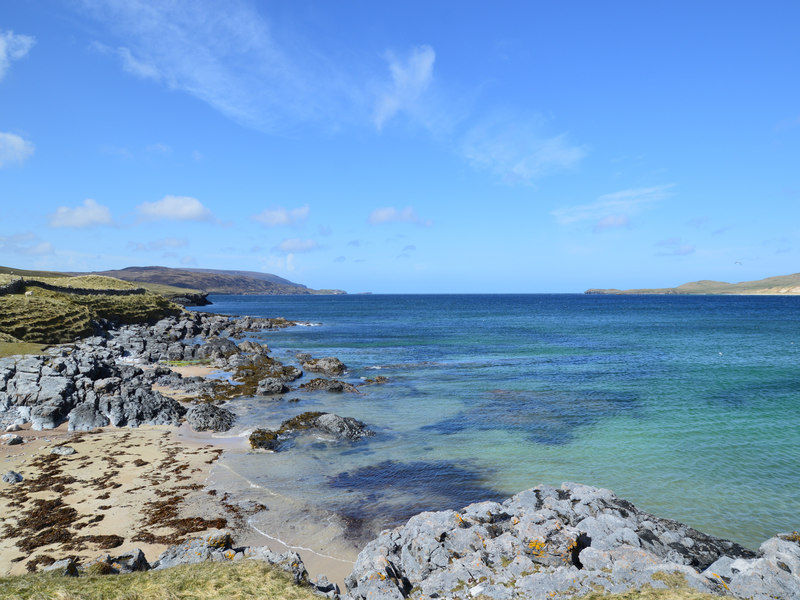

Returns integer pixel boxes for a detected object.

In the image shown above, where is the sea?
[189,294,800,556]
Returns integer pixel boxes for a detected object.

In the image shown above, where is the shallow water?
[192,294,800,551]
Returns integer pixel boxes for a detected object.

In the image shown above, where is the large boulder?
[256,377,289,395]
[185,403,236,432]
[98,387,186,427]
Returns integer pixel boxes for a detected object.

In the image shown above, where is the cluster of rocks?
[0,350,190,431]
[250,411,375,451]
[0,313,349,433]
[344,483,800,600]
[41,530,340,598]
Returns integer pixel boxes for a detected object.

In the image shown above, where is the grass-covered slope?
[0,273,181,345]
[586,272,800,295]
[0,561,318,600]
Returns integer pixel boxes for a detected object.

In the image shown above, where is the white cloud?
[374,45,435,130]
[0,233,53,255]
[274,238,318,253]
[0,132,34,167]
[656,238,695,256]
[552,185,675,230]
[80,0,354,133]
[180,255,197,265]
[49,199,113,228]
[461,115,586,185]
[368,206,431,226]
[0,30,35,81]
[137,195,215,222]
[252,205,309,227]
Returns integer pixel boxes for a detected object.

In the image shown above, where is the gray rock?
[299,378,358,393]
[5,423,21,432]
[1,433,22,445]
[100,387,186,427]
[50,445,77,455]
[2,470,23,484]
[185,403,236,432]
[68,402,110,431]
[256,377,289,395]
[85,549,150,574]
[301,357,347,376]
[30,403,67,430]
[197,337,240,360]
[41,557,78,577]
[314,413,375,441]
[153,531,236,569]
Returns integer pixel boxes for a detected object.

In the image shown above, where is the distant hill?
[89,266,345,296]
[586,272,800,295]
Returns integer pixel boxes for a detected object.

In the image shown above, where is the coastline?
[0,311,362,587]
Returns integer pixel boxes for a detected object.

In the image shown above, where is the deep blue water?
[192,294,800,549]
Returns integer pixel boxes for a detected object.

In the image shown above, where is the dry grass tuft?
[0,560,318,600]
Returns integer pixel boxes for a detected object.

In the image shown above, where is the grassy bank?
[0,275,181,344]
[0,561,317,600]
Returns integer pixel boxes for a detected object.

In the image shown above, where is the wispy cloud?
[374,45,435,131]
[368,206,431,226]
[137,195,215,222]
[461,114,586,185]
[552,184,674,231]
[274,238,318,253]
[0,132,34,167]
[81,0,353,133]
[252,205,309,227]
[0,233,53,256]
[656,237,695,256]
[128,237,188,251]
[0,30,35,81]
[49,199,113,228]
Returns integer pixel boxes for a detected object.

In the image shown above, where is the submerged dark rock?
[299,378,359,394]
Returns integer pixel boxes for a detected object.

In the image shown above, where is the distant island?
[586,272,800,295]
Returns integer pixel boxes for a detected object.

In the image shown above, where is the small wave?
[247,518,354,564]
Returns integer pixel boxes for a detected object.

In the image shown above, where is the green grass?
[0,286,181,344]
[0,560,318,600]
[161,359,212,367]
[0,341,50,358]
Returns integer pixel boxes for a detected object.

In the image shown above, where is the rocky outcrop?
[249,411,374,451]
[301,356,347,376]
[344,483,797,600]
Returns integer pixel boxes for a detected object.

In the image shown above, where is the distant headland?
[586,272,800,295]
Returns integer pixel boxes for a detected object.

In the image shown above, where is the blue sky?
[1,1,799,293]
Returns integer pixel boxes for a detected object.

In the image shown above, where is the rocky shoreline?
[1,311,798,599]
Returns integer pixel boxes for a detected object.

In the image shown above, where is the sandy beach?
[0,417,354,587]
[0,423,226,575]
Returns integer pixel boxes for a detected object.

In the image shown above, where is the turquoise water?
[193,294,800,550]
